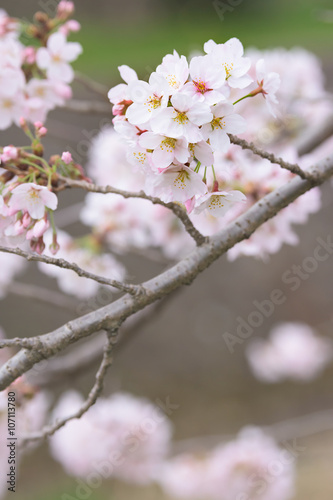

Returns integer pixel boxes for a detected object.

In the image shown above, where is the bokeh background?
[0,0,333,498]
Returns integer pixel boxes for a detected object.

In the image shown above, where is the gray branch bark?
[0,153,332,391]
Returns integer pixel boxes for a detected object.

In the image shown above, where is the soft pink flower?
[36,32,82,83]
[8,183,58,220]
[61,151,73,164]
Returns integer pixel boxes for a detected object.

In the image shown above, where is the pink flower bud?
[22,212,32,228]
[1,146,18,163]
[57,1,75,17]
[61,151,73,165]
[23,47,36,64]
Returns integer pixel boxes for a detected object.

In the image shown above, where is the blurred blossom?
[246,322,333,382]
[49,391,173,484]
[159,427,295,500]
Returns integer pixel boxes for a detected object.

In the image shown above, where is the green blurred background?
[1,0,333,499]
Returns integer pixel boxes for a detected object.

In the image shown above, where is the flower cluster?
[0,3,81,129]
[159,427,295,500]
[108,38,280,216]
[0,123,86,254]
[50,391,173,484]
[246,322,333,382]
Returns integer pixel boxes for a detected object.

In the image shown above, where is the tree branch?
[0,153,332,391]
[229,134,311,180]
[21,330,116,443]
[60,177,207,246]
[0,246,142,296]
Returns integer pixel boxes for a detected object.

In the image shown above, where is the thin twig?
[0,153,332,391]
[229,134,311,180]
[60,177,207,246]
[0,246,143,296]
[21,331,116,443]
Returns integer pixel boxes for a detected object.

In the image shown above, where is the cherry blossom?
[246,322,333,382]
[151,92,212,142]
[201,102,247,152]
[50,391,173,483]
[182,54,226,104]
[36,32,82,83]
[147,164,207,203]
[204,37,252,89]
[8,183,58,220]
[156,50,189,94]
[138,132,189,170]
[194,190,246,217]
[126,73,169,125]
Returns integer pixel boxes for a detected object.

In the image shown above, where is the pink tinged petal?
[128,80,150,103]
[48,62,74,83]
[187,106,213,126]
[126,101,151,125]
[152,146,174,169]
[171,93,191,113]
[182,122,202,143]
[36,48,51,69]
[48,32,66,53]
[223,114,247,134]
[108,83,127,104]
[40,189,58,210]
[119,65,138,84]
[194,141,214,166]
[209,128,230,152]
[203,39,217,54]
[228,74,253,89]
[150,108,180,137]
[225,37,244,58]
[174,141,190,164]
[62,42,82,62]
[138,132,162,149]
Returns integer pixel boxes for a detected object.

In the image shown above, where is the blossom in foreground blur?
[0,252,26,298]
[246,322,333,382]
[49,391,173,484]
[158,427,295,500]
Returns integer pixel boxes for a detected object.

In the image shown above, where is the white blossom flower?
[139,132,189,170]
[126,73,169,125]
[36,32,82,83]
[151,92,212,142]
[194,190,246,217]
[204,37,252,89]
[182,53,226,104]
[201,102,247,152]
[147,164,207,203]
[8,183,58,220]
[156,50,189,94]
